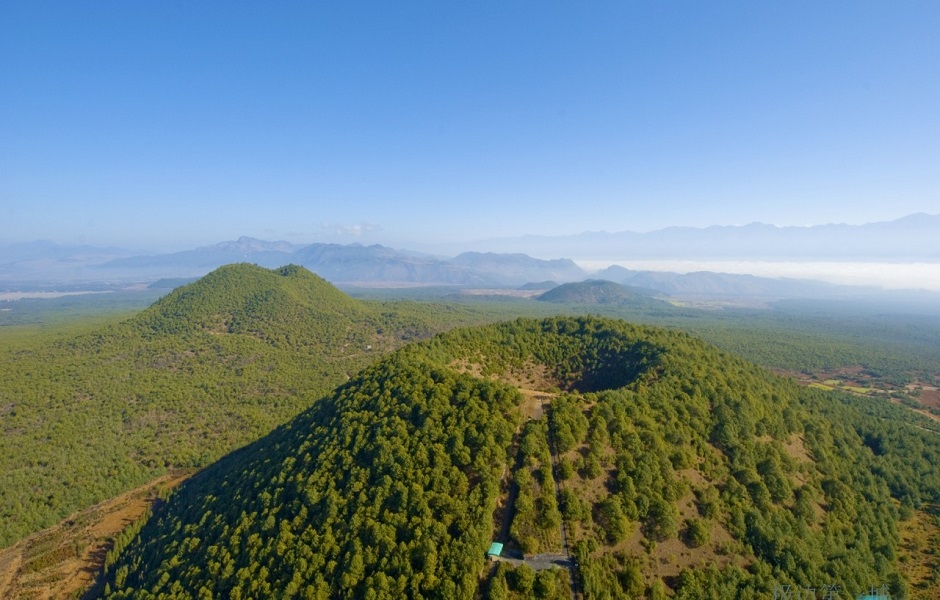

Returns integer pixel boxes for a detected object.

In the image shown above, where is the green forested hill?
[536,280,660,306]
[103,356,521,599]
[100,317,940,599]
[0,264,505,548]
[131,264,366,338]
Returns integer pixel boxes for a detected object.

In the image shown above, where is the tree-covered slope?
[100,317,940,599]
[102,356,520,599]
[0,264,465,548]
[131,263,367,338]
[537,280,662,306]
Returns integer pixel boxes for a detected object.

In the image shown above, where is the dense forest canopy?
[98,316,940,599]
[3,264,939,598]
[0,264,515,548]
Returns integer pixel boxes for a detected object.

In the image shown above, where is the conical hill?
[132,263,366,339]
[100,317,940,599]
[0,264,396,549]
[537,279,661,306]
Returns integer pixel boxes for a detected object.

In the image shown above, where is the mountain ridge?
[2,214,938,296]
[4,213,937,265]
[461,213,940,261]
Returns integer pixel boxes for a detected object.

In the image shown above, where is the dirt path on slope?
[539,394,579,600]
[0,471,192,600]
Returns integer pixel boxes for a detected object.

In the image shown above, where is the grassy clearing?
[898,505,940,599]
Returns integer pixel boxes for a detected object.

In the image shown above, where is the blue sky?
[2,1,938,251]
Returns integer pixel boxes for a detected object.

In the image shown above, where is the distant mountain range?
[460,212,940,261]
[592,265,846,298]
[96,239,586,287]
[1,215,938,301]
[0,237,589,289]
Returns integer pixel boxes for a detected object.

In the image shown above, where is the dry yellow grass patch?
[898,505,940,599]
[0,471,192,600]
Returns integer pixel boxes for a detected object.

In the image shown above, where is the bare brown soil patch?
[645,522,745,583]
[451,358,565,426]
[449,357,481,375]
[776,366,940,427]
[602,500,745,589]
[516,388,555,421]
[647,491,745,582]
[676,468,706,487]
[774,365,883,392]
[782,433,813,472]
[450,359,562,391]
[825,366,876,389]
[0,471,192,600]
[908,385,940,410]
[563,474,747,590]
[502,361,558,392]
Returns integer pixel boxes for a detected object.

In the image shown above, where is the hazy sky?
[2,2,938,251]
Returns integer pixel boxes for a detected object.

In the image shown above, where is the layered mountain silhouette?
[592,266,846,298]
[3,214,937,294]
[449,252,585,286]
[96,239,585,287]
[468,213,940,261]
